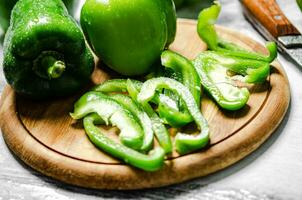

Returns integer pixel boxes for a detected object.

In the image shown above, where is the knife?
[241,0,302,68]
[277,0,302,34]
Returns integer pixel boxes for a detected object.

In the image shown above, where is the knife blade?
[240,0,302,68]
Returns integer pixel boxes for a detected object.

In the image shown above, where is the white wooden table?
[1,0,302,199]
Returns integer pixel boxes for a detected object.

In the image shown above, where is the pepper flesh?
[137,77,210,155]
[93,79,173,154]
[197,1,277,62]
[93,79,143,94]
[127,79,173,154]
[195,1,277,110]
[84,113,165,172]
[155,50,202,127]
[3,0,94,99]
[70,91,144,150]
[108,93,154,152]
[199,51,271,83]
[193,53,250,111]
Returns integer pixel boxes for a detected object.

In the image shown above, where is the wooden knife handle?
[242,0,299,37]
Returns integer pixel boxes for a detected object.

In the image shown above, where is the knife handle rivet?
[274,15,282,20]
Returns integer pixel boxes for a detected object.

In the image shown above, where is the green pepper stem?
[47,60,66,79]
[33,52,66,80]
[42,56,66,79]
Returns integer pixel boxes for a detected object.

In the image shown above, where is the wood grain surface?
[0,19,290,190]
[242,0,299,37]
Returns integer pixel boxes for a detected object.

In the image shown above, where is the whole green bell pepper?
[80,0,176,76]
[3,0,94,99]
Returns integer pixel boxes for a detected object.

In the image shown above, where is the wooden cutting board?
[0,19,290,190]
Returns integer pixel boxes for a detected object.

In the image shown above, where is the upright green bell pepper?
[3,0,94,99]
[80,0,176,76]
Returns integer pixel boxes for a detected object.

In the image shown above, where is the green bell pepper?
[156,50,201,127]
[161,51,201,105]
[108,93,154,152]
[3,0,94,99]
[194,1,277,110]
[93,79,143,94]
[127,79,173,154]
[298,0,302,12]
[93,79,173,154]
[137,77,210,155]
[197,0,221,51]
[80,0,176,76]
[71,91,144,150]
[199,51,272,83]
[84,113,165,172]
[193,52,250,111]
[197,1,277,62]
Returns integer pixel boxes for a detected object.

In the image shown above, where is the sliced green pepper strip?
[92,79,143,93]
[217,42,277,63]
[197,1,221,51]
[93,79,173,154]
[197,1,277,63]
[93,78,170,108]
[161,50,201,105]
[137,78,210,155]
[70,91,144,150]
[157,93,193,128]
[127,80,173,154]
[193,54,250,111]
[155,50,202,127]
[158,50,201,128]
[108,93,154,152]
[198,51,271,83]
[84,113,165,172]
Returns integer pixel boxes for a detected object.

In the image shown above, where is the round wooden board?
[0,19,290,190]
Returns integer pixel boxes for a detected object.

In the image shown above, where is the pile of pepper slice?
[70,49,209,171]
[194,1,277,110]
[71,1,277,172]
